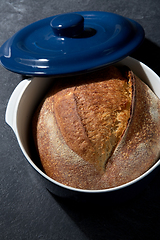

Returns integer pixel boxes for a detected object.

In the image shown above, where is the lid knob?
[50,13,84,38]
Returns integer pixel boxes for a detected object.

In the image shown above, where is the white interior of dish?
[6,56,160,193]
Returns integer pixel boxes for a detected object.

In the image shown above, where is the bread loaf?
[32,66,160,190]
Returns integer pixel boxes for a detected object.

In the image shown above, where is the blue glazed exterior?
[0,11,145,76]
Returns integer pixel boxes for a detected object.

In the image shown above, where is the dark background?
[1,0,160,239]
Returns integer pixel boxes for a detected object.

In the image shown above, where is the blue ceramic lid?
[0,11,144,76]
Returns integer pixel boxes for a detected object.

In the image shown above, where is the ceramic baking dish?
[5,56,160,201]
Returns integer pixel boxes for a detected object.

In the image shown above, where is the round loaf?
[32,66,160,190]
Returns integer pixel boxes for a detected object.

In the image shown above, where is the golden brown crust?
[52,66,132,171]
[32,66,160,190]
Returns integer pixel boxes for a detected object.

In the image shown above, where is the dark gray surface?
[1,0,160,239]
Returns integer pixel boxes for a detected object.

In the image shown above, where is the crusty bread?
[32,66,160,190]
